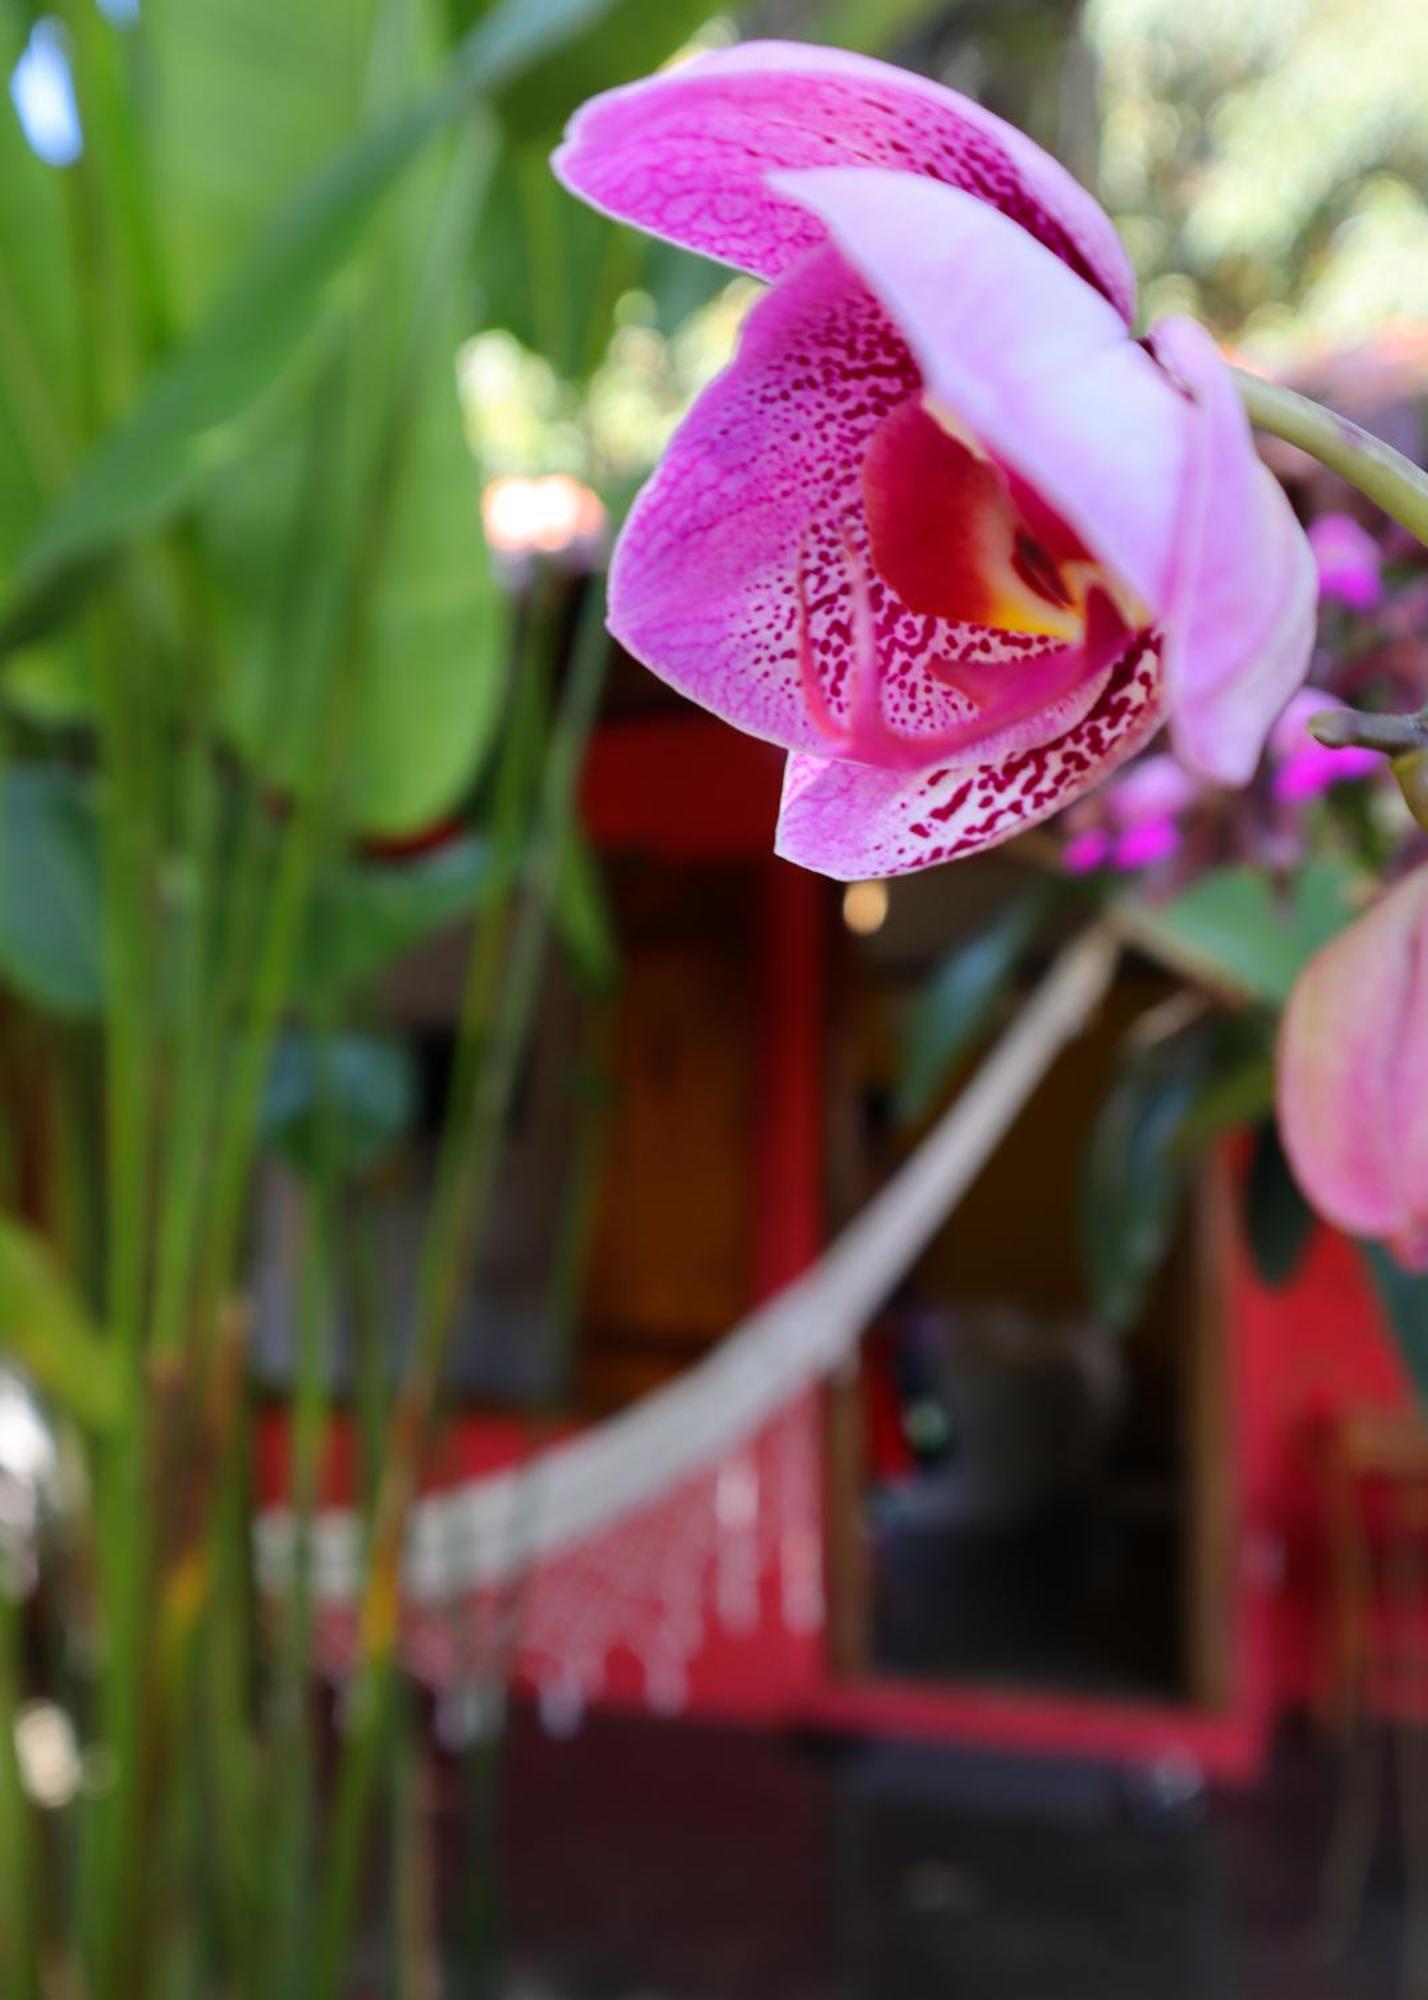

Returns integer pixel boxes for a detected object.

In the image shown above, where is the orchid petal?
[771,168,1189,618]
[1278,867,1428,1267]
[1150,320,1317,787]
[553,40,1135,315]
[1103,753,1199,829]
[610,248,1110,764]
[775,636,1163,878]
[1308,512,1383,613]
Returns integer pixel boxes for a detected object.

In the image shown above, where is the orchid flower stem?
[1234,370,1428,551]
[1307,707,1428,756]
[1235,370,1428,789]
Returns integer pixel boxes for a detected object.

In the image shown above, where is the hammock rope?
[256,926,1120,1603]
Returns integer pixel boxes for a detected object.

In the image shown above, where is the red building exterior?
[258,710,1417,1785]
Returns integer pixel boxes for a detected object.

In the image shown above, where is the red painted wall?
[1232,1214,1411,1718]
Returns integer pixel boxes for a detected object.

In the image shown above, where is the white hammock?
[256,926,1119,1606]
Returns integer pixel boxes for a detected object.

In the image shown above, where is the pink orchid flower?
[1278,865,1428,1270]
[555,43,1317,878]
[1307,512,1384,615]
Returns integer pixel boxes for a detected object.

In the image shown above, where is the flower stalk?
[1237,371,1428,827]
[1234,369,1428,549]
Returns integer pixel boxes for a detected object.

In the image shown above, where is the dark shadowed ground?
[433,1709,1423,2000]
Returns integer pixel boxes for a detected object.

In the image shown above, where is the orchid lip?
[890,393,1150,643]
[796,525,1134,772]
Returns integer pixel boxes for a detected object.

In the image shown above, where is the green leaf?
[1245,1119,1315,1287]
[0,766,103,1015]
[554,831,618,990]
[261,1031,419,1178]
[1170,1046,1276,1153]
[476,0,728,381]
[0,0,617,648]
[1080,1029,1211,1331]
[1123,861,1364,1005]
[0,12,83,734]
[141,0,376,332]
[895,884,1054,1124]
[155,0,508,835]
[1362,1244,1428,1407]
[342,291,506,835]
[0,11,79,572]
[0,1212,121,1430]
[492,0,716,142]
[301,836,494,1001]
[811,0,965,54]
[298,824,614,1003]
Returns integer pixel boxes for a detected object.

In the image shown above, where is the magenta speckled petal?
[775,635,1163,879]
[1278,866,1428,1267]
[1150,320,1317,786]
[773,169,1188,618]
[553,41,1135,314]
[610,247,1105,763]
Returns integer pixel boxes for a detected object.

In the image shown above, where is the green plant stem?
[1236,373,1428,772]
[458,1000,614,1995]
[310,578,610,1999]
[85,597,167,1996]
[0,1584,37,2000]
[1235,369,1428,549]
[191,115,494,1356]
[262,1158,341,1997]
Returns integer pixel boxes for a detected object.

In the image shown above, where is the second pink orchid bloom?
[556,42,1317,878]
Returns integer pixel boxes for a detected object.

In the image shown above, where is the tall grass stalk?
[311,577,610,1997]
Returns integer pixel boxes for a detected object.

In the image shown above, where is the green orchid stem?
[1304,705,1428,832]
[1234,369,1428,549]
[1236,371,1428,788]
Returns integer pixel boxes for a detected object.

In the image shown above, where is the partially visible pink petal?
[611,247,1109,764]
[1151,322,1317,786]
[553,41,1135,314]
[1309,512,1383,613]
[1063,830,1112,874]
[773,169,1188,618]
[776,635,1163,878]
[1104,753,1200,828]
[1273,741,1379,803]
[1270,691,1380,801]
[1111,816,1180,872]
[1278,866,1428,1263]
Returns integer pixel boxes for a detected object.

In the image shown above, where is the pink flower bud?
[1278,865,1428,1269]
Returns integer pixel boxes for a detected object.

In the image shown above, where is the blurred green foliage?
[1087,0,1428,345]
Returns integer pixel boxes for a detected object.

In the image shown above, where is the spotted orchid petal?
[775,635,1162,876]
[553,41,1135,316]
[770,169,1188,621]
[609,247,1121,768]
[1278,866,1428,1269]
[1149,320,1319,788]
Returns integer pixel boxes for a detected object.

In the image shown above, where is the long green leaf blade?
[0,0,613,648]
